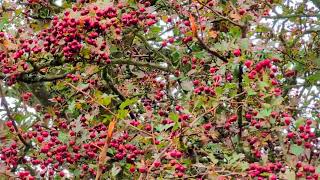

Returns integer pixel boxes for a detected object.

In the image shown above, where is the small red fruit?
[233,49,241,57]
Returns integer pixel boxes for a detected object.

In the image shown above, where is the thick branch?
[0,57,172,83]
[17,72,71,83]
[111,59,173,72]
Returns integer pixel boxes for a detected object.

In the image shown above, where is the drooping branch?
[0,81,30,147]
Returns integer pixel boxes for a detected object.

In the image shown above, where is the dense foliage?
[0,0,319,179]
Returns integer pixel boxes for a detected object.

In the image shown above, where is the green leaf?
[291,144,304,156]
[240,38,249,50]
[71,169,81,177]
[100,95,112,106]
[102,115,113,123]
[149,26,162,36]
[171,51,181,65]
[215,87,223,96]
[80,47,91,59]
[229,26,242,38]
[173,123,180,131]
[155,124,173,132]
[214,41,229,52]
[258,81,269,90]
[67,100,76,113]
[307,71,320,83]
[117,109,129,119]
[119,98,138,110]
[247,88,257,96]
[256,108,272,118]
[58,132,68,144]
[169,112,180,131]
[169,112,179,122]
[14,114,26,123]
[0,14,9,30]
[111,164,121,177]
[173,27,180,36]
[295,118,305,128]
[194,51,205,59]
[240,162,249,171]
[225,83,237,89]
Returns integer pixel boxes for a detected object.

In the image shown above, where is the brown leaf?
[209,30,219,38]
[230,13,241,21]
[189,14,198,37]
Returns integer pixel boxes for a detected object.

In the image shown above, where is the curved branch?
[0,82,30,147]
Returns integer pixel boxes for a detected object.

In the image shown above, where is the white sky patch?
[53,0,63,7]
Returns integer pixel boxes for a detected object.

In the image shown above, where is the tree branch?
[262,14,320,19]
[0,82,30,147]
[196,35,228,63]
[111,59,173,72]
[102,68,137,120]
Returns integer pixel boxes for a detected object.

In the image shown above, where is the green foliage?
[0,0,319,179]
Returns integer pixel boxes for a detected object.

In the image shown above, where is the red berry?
[176,172,184,177]
[6,121,13,127]
[287,132,294,139]
[233,49,241,57]
[154,161,161,168]
[139,167,146,173]
[296,172,303,177]
[129,166,135,173]
[244,60,253,68]
[296,161,302,168]
[239,9,246,15]
[284,117,291,125]
[203,123,212,130]
[306,119,312,125]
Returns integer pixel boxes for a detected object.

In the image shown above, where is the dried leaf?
[108,120,116,139]
[230,13,241,21]
[209,30,219,38]
[189,14,198,37]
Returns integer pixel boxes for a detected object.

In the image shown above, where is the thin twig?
[66,83,116,116]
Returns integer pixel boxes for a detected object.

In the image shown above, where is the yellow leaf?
[162,15,168,22]
[75,102,82,109]
[3,40,17,51]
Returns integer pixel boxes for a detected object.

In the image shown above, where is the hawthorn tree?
[0,0,319,179]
